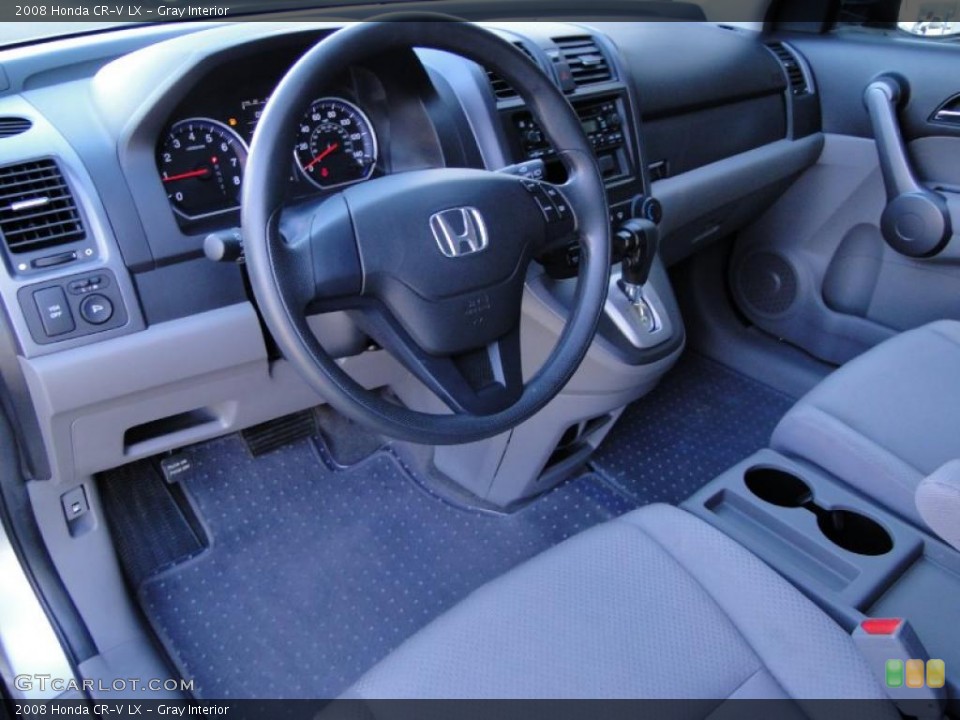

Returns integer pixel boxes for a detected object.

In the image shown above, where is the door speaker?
[736,252,798,317]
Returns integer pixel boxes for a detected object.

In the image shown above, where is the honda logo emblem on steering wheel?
[429,207,489,258]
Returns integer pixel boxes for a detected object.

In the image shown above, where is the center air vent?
[486,42,539,101]
[767,42,810,96]
[0,117,32,139]
[0,159,86,255]
[553,36,613,87]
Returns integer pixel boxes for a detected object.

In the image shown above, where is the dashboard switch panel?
[33,286,75,337]
[67,274,109,295]
[18,269,128,345]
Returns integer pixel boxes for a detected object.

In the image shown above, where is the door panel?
[789,31,960,144]
[729,31,960,364]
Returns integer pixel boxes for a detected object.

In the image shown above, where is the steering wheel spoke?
[275,195,364,312]
[356,305,524,415]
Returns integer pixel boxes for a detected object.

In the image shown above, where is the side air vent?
[554,36,613,87]
[0,117,32,138]
[767,42,810,96]
[0,159,86,255]
[486,42,539,101]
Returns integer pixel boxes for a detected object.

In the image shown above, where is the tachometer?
[294,98,378,190]
[158,118,247,219]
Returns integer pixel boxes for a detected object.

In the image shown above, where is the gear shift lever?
[612,218,661,333]
[614,218,659,298]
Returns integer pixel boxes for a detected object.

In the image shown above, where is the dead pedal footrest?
[241,409,318,457]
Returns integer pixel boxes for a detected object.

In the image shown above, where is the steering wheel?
[243,21,610,445]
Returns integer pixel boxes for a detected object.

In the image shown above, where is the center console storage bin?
[684,449,960,705]
[684,450,922,626]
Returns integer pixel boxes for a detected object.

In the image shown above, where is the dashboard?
[134,25,655,285]
[0,19,822,357]
[0,13,827,505]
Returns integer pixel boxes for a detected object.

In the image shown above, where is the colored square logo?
[906,659,925,688]
[927,659,946,689]
[885,659,948,689]
[886,659,904,688]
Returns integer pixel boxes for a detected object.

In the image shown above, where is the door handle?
[931,93,960,125]
[864,75,952,258]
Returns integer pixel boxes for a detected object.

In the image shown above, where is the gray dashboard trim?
[0,94,145,359]
[20,302,265,418]
[655,134,825,242]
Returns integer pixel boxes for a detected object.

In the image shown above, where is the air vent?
[767,42,810,96]
[554,36,613,87]
[0,117,32,139]
[486,42,539,100]
[0,159,85,255]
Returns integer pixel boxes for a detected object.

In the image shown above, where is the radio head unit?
[508,96,634,185]
[499,92,648,279]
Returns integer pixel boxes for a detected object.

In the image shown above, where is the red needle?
[304,143,340,171]
[163,168,210,183]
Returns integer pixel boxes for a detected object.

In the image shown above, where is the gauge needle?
[163,168,211,183]
[304,143,340,171]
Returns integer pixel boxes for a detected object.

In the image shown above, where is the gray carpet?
[104,352,793,700]
[591,353,794,505]
[129,436,632,699]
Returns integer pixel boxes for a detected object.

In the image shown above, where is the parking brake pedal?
[241,410,318,457]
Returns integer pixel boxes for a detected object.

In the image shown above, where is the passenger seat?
[772,320,960,549]
[343,504,897,703]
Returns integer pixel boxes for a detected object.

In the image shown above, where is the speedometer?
[294,98,378,190]
[158,118,247,219]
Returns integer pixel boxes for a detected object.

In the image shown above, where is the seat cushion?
[343,505,893,705]
[772,320,960,528]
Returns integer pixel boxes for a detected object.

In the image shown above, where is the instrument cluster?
[156,95,379,221]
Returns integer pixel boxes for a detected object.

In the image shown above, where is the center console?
[428,77,686,511]
[684,450,960,711]
[497,88,677,367]
[499,92,661,282]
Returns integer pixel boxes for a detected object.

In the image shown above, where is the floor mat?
[591,352,794,505]
[100,460,207,588]
[118,436,632,699]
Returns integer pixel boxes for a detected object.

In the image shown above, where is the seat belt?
[852,617,946,720]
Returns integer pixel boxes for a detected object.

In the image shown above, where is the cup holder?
[744,466,893,556]
[816,510,894,556]
[744,468,813,508]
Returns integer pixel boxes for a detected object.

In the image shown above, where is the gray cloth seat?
[344,504,894,706]
[772,320,960,530]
